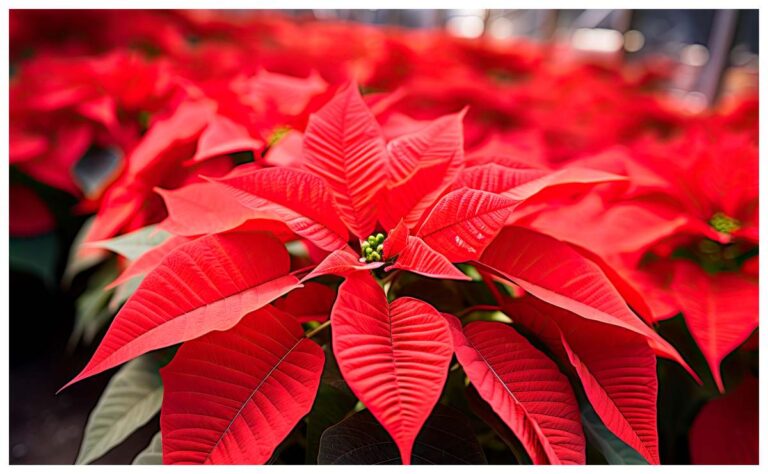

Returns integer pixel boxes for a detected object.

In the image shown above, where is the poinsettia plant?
[10,10,758,467]
[60,84,700,465]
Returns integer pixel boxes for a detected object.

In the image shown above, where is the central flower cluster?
[361,233,386,262]
[709,212,741,234]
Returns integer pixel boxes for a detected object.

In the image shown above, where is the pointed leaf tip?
[304,82,387,239]
[62,232,300,391]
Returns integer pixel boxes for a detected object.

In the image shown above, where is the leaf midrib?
[203,337,306,463]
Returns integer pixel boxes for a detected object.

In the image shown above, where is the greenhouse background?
[268,9,759,105]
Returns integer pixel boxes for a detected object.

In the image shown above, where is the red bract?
[504,296,660,464]
[63,84,688,465]
[387,235,471,281]
[671,261,758,392]
[63,232,300,389]
[273,282,337,324]
[446,314,585,464]
[689,375,758,464]
[629,126,758,245]
[214,167,350,251]
[9,184,55,237]
[83,67,332,244]
[10,51,177,198]
[478,226,684,369]
[331,273,453,464]
[417,188,518,262]
[82,99,225,242]
[303,83,388,238]
[161,306,324,464]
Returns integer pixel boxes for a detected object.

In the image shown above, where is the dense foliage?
[9,11,758,465]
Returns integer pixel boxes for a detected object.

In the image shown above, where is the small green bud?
[370,251,381,261]
[368,236,377,246]
[365,247,373,255]
[709,212,741,234]
[361,241,370,249]
[376,233,385,243]
[376,244,384,253]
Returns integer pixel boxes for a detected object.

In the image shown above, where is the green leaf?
[108,275,143,311]
[10,233,59,286]
[581,404,649,465]
[132,431,163,465]
[69,261,118,349]
[318,404,487,464]
[63,217,105,285]
[87,225,170,260]
[75,356,164,464]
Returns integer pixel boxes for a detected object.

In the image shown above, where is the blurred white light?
[489,16,514,39]
[571,28,623,53]
[681,44,710,67]
[623,30,645,53]
[684,91,708,113]
[447,16,485,39]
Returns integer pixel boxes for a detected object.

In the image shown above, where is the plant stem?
[304,319,331,339]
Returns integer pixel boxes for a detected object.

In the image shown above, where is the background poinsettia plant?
[9,10,758,466]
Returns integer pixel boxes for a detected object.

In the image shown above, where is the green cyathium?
[361,233,386,263]
[709,212,741,234]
